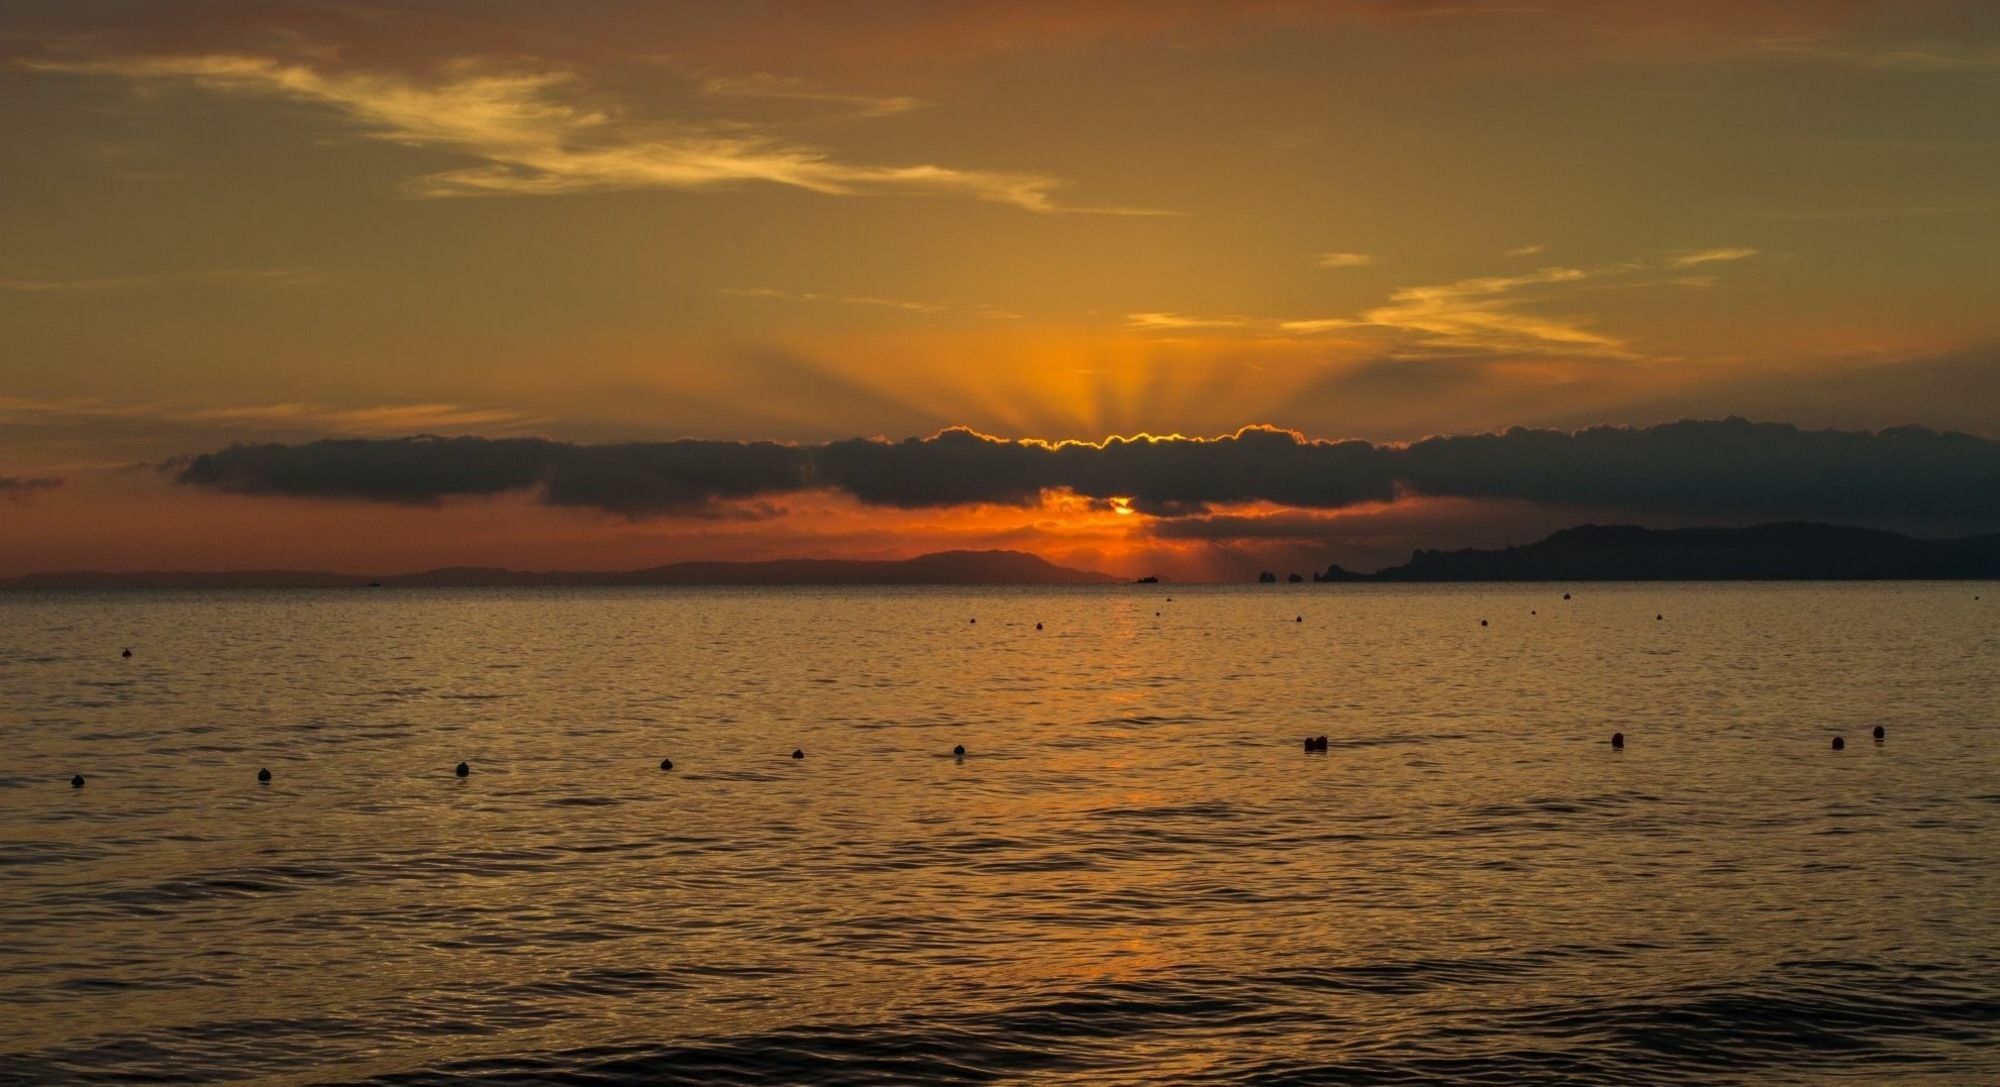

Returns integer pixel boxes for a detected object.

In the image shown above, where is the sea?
[1,584,1996,1085]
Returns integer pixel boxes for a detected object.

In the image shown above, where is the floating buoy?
[792,749,805,760]
[659,758,673,771]
[1611,732,1624,749]
[1872,726,1885,741]
[1563,593,1571,600]
[1035,622,1043,630]
[1656,614,1663,621]
[1831,737,1845,751]
[70,774,84,788]
[121,648,132,658]
[1295,616,1302,623]
[1531,609,1537,615]
[257,768,271,783]
[953,744,966,757]
[454,761,470,777]
[1480,619,1488,627]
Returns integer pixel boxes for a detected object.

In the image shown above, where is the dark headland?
[0,549,1121,590]
[1314,522,2000,582]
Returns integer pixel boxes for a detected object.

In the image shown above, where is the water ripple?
[0,584,1995,1084]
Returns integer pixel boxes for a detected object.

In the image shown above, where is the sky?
[2,0,1997,580]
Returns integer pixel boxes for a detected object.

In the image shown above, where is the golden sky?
[2,1,1997,577]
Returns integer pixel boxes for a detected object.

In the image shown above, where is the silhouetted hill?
[0,550,1119,589]
[1325,522,2000,581]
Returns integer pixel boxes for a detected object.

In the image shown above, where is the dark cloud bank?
[171,419,2000,526]
[0,475,63,501]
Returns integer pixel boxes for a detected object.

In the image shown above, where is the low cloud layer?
[0,475,64,502]
[175,436,809,517]
[172,419,2000,527]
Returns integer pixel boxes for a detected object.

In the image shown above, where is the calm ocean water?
[1,584,1996,1085]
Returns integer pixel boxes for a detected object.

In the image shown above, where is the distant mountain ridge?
[1316,522,2000,582]
[0,549,1121,589]
[14,525,2000,589]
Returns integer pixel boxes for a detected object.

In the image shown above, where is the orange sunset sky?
[3,1,1998,580]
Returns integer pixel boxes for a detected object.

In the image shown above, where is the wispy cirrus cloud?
[1135,248,1762,356]
[723,287,945,314]
[1131,267,1623,355]
[185,402,534,434]
[24,53,1169,214]
[698,72,925,118]
[1741,38,2000,72]
[1355,266,1626,356]
[723,287,1023,320]
[1744,201,1990,222]
[0,395,532,436]
[1668,246,1759,266]
[1277,318,1364,334]
[0,267,322,292]
[1125,312,1259,331]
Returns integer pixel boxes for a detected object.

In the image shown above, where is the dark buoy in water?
[1611,732,1625,749]
[659,758,673,771]
[121,648,132,658]
[1831,736,1845,751]
[1531,609,1537,615]
[454,761,470,777]
[1656,614,1663,621]
[1295,615,1303,623]
[1035,622,1043,630]
[257,767,271,783]
[792,748,805,760]
[1563,593,1571,600]
[70,774,84,788]
[953,744,966,757]
[1304,735,1328,753]
[1480,619,1488,627]
[1872,725,1885,741]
